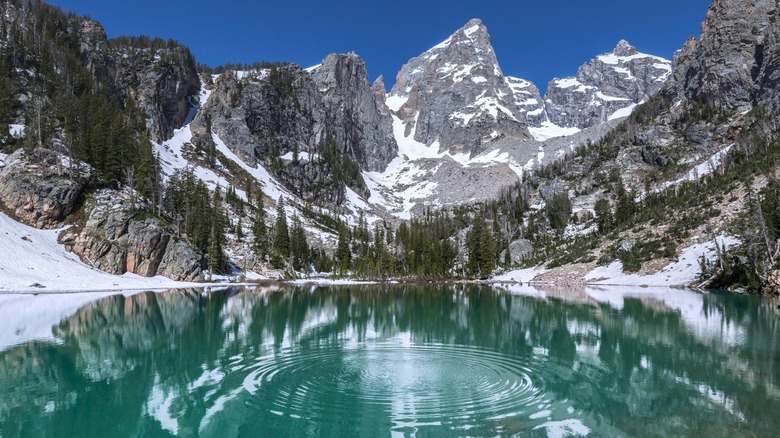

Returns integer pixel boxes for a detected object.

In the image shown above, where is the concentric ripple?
[238,341,555,434]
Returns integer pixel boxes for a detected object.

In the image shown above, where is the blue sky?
[47,0,712,93]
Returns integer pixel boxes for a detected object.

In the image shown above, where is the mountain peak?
[613,39,638,57]
[459,18,486,37]
[428,18,491,53]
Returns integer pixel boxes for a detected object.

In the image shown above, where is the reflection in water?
[0,285,779,437]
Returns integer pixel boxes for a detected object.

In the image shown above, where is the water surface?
[0,285,778,437]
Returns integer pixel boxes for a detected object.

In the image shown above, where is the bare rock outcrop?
[0,150,85,229]
[311,53,398,172]
[198,54,397,205]
[60,190,203,282]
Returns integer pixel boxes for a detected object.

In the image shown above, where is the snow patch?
[607,103,638,121]
[494,267,548,283]
[553,78,594,93]
[0,212,206,294]
[386,94,408,112]
[529,122,581,142]
[8,124,25,138]
[586,235,739,287]
[464,24,481,38]
[280,151,311,163]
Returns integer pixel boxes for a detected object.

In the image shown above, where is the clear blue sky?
[47,0,712,93]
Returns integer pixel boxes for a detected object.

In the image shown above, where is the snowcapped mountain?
[543,40,672,131]
[387,19,532,157]
[352,21,674,219]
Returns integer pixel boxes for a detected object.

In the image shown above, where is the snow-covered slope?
[0,211,201,293]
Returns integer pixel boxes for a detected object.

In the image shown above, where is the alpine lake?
[1,284,779,437]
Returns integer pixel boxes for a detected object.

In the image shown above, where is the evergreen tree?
[546,192,572,233]
[336,222,351,275]
[466,211,496,277]
[235,220,243,241]
[252,191,268,261]
[615,181,635,227]
[204,113,216,167]
[271,197,290,268]
[594,198,613,233]
[208,186,227,274]
[290,216,310,271]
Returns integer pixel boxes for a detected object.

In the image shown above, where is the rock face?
[544,40,672,129]
[388,19,532,156]
[72,18,200,142]
[199,54,397,204]
[504,76,547,127]
[108,40,201,142]
[673,0,778,114]
[311,53,398,172]
[0,150,85,229]
[60,190,203,282]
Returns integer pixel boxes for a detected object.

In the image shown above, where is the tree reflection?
[0,285,778,437]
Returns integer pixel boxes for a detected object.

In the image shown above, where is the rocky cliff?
[0,2,200,143]
[311,53,398,172]
[108,38,201,142]
[198,53,397,204]
[0,149,85,229]
[0,149,203,282]
[672,0,778,114]
[60,189,203,282]
[74,19,201,142]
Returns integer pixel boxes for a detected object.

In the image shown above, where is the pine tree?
[290,216,309,272]
[615,181,635,227]
[252,191,268,261]
[271,196,290,268]
[594,198,613,233]
[235,220,243,241]
[546,191,572,233]
[467,211,496,277]
[208,186,227,275]
[336,222,351,275]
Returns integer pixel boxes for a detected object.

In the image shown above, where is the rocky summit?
[542,40,672,131]
[388,19,532,157]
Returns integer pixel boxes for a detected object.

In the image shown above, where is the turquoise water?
[0,285,779,437]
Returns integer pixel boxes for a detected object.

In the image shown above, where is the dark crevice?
[751,44,765,82]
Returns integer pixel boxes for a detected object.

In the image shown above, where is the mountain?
[387,19,532,157]
[197,53,397,205]
[6,0,780,291]
[542,40,672,131]
[359,21,671,218]
[515,0,780,292]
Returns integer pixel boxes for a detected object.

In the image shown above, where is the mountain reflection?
[0,285,778,437]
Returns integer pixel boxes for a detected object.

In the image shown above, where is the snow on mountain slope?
[585,236,739,287]
[0,211,201,293]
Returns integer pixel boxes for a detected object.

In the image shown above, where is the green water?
[1,285,779,437]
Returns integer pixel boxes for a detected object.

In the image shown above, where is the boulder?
[501,239,534,266]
